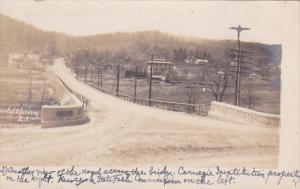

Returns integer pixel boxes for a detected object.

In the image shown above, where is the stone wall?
[41,103,88,128]
[208,101,280,127]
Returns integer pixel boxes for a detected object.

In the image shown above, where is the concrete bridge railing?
[41,77,89,128]
[208,101,280,127]
[41,102,88,128]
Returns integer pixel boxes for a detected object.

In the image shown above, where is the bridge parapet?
[208,101,280,127]
[41,77,89,128]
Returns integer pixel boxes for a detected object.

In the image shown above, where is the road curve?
[0,58,278,167]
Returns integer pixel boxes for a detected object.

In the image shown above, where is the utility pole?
[84,41,89,82]
[116,64,120,96]
[97,66,100,87]
[40,78,46,108]
[148,54,154,106]
[27,65,33,111]
[26,33,33,111]
[230,49,253,105]
[230,25,250,106]
[100,66,103,88]
[84,62,88,82]
[90,69,93,83]
[134,65,138,102]
[97,65,102,88]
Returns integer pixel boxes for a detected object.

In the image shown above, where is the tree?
[202,61,233,102]
[173,47,188,63]
[245,84,258,109]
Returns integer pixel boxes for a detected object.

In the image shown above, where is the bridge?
[0,58,279,167]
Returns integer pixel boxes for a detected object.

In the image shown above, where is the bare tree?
[246,85,258,109]
[202,61,233,102]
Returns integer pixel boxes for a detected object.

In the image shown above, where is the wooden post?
[90,69,93,83]
[100,67,103,88]
[116,64,120,96]
[97,66,100,88]
[148,54,154,106]
[230,25,250,106]
[134,66,138,102]
[84,63,88,82]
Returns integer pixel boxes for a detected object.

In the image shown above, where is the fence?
[208,101,280,127]
[69,63,208,115]
[80,78,208,116]
[56,76,90,108]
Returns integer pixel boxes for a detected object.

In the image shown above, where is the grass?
[0,67,67,108]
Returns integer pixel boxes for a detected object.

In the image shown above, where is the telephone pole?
[26,33,33,111]
[230,49,253,106]
[148,54,154,106]
[229,25,250,106]
[100,66,103,88]
[90,69,93,83]
[97,65,103,88]
[27,61,33,110]
[134,65,138,102]
[84,62,88,82]
[84,40,89,82]
[116,64,120,96]
[40,78,46,108]
[97,65,100,88]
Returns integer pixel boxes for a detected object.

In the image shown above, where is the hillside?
[0,14,281,79]
[0,14,71,62]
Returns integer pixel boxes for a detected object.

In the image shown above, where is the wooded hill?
[0,14,281,79]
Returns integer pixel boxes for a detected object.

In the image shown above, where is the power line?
[229,25,250,106]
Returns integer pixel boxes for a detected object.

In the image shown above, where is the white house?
[8,52,41,69]
[195,58,209,64]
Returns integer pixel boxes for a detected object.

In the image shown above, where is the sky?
[0,1,299,44]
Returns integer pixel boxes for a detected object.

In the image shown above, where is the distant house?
[8,52,41,69]
[147,59,174,80]
[184,58,209,65]
[194,58,209,64]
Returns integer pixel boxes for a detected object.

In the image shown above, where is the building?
[184,58,209,64]
[194,58,209,64]
[8,52,41,69]
[147,59,174,80]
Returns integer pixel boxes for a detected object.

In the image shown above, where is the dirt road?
[0,59,278,167]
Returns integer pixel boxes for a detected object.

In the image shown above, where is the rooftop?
[147,59,174,64]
